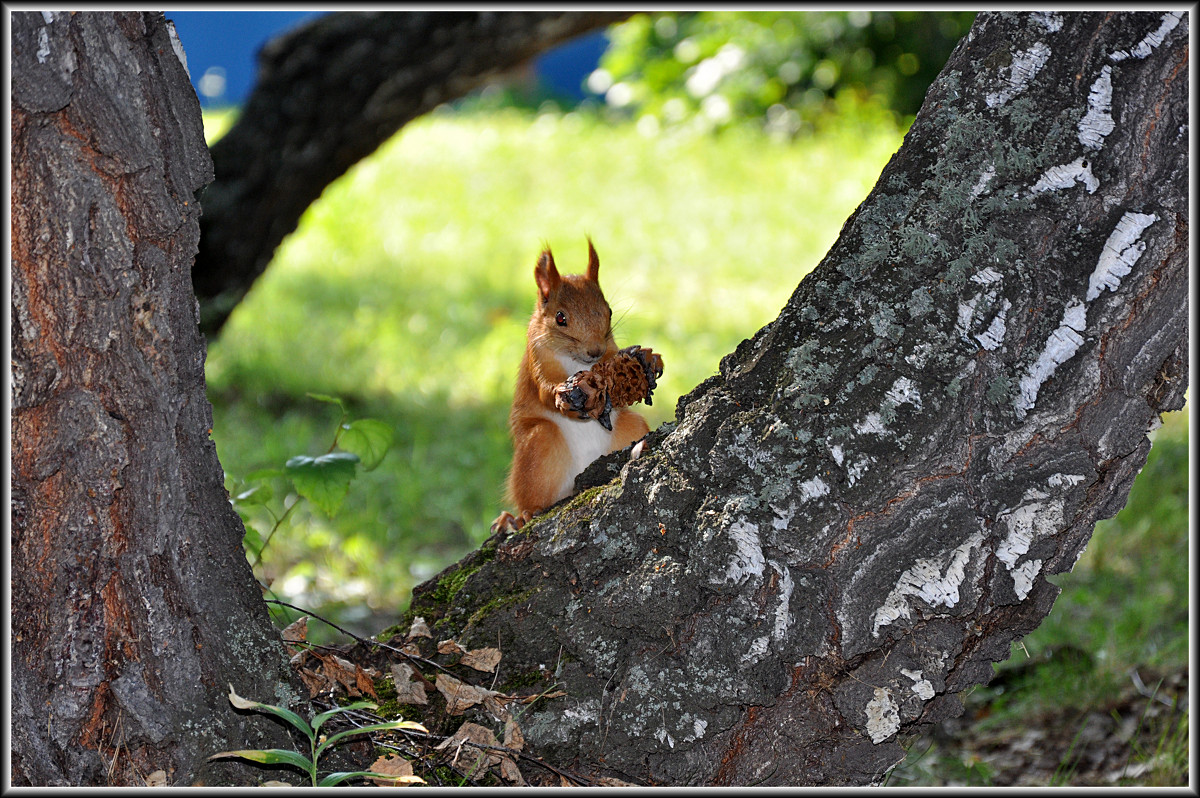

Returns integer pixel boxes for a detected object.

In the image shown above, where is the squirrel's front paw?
[616,345,664,406]
[555,371,614,431]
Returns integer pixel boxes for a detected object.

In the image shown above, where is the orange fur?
[492,240,657,532]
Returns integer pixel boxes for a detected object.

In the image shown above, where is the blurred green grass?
[204,105,903,630]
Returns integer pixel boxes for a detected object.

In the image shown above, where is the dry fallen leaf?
[407,617,432,639]
[499,757,524,785]
[297,667,326,698]
[435,673,490,714]
[461,647,502,673]
[390,663,428,705]
[355,663,379,700]
[367,754,425,787]
[260,780,292,787]
[503,718,524,752]
[437,639,466,656]
[144,770,168,787]
[435,722,501,777]
[316,652,363,695]
[596,776,639,786]
[280,616,308,656]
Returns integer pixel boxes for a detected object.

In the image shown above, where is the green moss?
[465,586,538,630]
[562,484,609,513]
[498,666,553,693]
[428,564,479,606]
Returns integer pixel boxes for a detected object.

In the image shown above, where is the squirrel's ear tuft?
[535,247,560,302]
[586,237,600,283]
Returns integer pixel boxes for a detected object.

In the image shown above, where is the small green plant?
[210,685,426,786]
[229,393,394,574]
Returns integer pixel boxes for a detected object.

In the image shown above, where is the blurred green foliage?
[594,11,976,136]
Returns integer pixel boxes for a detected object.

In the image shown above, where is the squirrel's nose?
[586,347,603,361]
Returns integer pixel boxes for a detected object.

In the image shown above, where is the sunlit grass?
[201,106,238,143]
[204,106,904,627]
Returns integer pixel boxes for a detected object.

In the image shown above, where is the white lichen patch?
[975,299,1011,350]
[1047,473,1086,488]
[740,635,770,665]
[1031,11,1064,33]
[971,266,1004,285]
[798,476,830,501]
[829,444,844,466]
[563,700,600,726]
[37,26,51,63]
[885,377,923,410]
[855,412,889,436]
[970,164,997,199]
[166,20,189,78]
[1110,11,1184,61]
[996,487,1064,568]
[871,532,984,637]
[1086,211,1158,301]
[772,564,795,641]
[865,687,901,743]
[770,500,795,531]
[986,42,1052,108]
[1011,558,1044,600]
[901,668,936,701]
[845,455,871,486]
[1015,300,1087,418]
[956,295,981,338]
[1030,157,1099,194]
[722,519,765,585]
[906,342,934,370]
[1078,66,1114,150]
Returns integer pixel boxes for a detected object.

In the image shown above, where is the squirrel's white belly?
[548,411,613,502]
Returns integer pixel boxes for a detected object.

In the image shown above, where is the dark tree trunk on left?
[11,12,295,786]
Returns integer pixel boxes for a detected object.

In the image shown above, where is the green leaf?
[316,720,428,759]
[284,452,360,517]
[242,524,264,556]
[225,684,314,739]
[337,419,394,471]
[306,392,346,413]
[209,748,314,774]
[318,770,401,787]
[310,701,378,735]
[233,483,273,506]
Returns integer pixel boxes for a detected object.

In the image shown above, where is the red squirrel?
[491,240,663,533]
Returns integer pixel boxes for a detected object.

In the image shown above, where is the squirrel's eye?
[555,311,568,326]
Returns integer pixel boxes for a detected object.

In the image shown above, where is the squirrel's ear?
[586,237,600,283]
[535,248,560,302]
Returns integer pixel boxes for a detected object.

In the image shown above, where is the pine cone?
[554,346,664,430]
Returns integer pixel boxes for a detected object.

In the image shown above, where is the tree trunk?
[398,11,1188,785]
[190,10,633,335]
[11,11,296,786]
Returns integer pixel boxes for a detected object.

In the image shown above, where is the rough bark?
[190,10,633,335]
[398,11,1188,785]
[11,11,297,786]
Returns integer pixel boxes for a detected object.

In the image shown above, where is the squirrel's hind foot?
[490,510,529,535]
